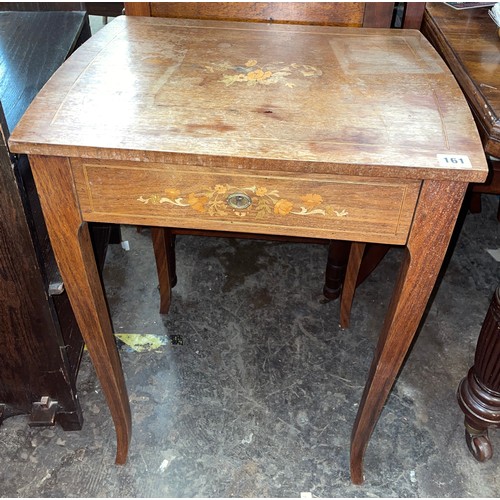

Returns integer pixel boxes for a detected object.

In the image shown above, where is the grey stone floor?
[1,195,499,497]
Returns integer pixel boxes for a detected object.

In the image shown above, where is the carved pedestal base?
[457,287,500,462]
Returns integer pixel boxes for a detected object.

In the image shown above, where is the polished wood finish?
[9,15,488,483]
[458,288,500,462]
[123,2,426,309]
[10,19,486,180]
[357,1,500,291]
[422,3,500,219]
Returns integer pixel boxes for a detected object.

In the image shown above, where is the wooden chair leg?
[151,227,176,314]
[355,244,390,287]
[340,242,366,328]
[323,240,351,300]
[469,192,482,214]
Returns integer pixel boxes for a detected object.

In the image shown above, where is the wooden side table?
[8,16,488,483]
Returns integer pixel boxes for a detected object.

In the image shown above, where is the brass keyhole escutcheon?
[227,192,252,210]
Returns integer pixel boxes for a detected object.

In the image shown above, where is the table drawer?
[72,159,421,244]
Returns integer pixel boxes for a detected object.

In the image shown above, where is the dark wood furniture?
[9,14,487,484]
[421,2,500,220]
[458,287,500,462]
[0,2,123,16]
[124,2,426,313]
[0,10,114,430]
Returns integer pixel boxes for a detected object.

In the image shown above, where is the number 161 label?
[436,154,472,169]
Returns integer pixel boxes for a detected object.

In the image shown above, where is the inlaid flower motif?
[138,185,347,219]
[274,199,294,215]
[300,193,323,209]
[187,193,208,213]
[165,188,181,199]
[208,59,322,88]
[214,184,228,194]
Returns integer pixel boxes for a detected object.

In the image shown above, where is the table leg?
[350,180,468,484]
[29,155,131,464]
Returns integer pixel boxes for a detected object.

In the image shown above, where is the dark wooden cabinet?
[0,10,116,429]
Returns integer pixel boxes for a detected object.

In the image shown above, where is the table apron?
[71,158,421,245]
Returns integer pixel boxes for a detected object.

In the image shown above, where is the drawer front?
[71,159,421,244]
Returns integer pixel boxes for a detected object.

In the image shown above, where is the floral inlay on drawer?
[71,159,422,244]
[203,59,322,88]
[137,184,348,219]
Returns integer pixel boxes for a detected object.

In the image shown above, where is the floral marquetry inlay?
[137,184,348,219]
[202,59,322,88]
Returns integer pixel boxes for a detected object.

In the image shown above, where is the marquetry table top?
[9,16,487,182]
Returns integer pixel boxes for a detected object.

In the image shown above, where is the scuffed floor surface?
[1,196,499,497]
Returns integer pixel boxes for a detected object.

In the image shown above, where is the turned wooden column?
[457,287,500,461]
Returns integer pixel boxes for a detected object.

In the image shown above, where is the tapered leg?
[350,180,468,484]
[29,155,131,464]
[151,227,176,314]
[340,242,366,328]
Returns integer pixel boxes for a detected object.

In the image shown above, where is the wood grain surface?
[147,2,367,26]
[9,16,487,182]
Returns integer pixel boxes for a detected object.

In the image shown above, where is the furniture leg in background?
[458,287,500,461]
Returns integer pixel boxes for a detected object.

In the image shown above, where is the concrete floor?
[0,193,498,497]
